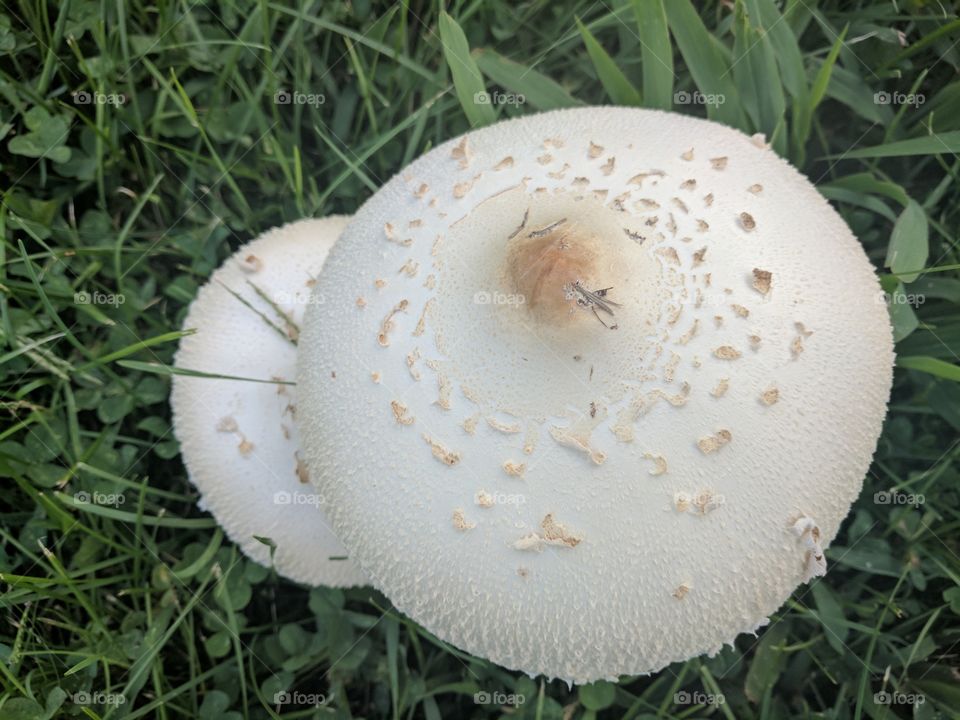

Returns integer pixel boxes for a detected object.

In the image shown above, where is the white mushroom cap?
[172,218,367,588]
[296,108,894,682]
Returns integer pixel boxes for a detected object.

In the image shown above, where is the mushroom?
[295,108,894,682]
[171,218,367,588]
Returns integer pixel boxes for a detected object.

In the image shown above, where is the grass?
[1,0,959,718]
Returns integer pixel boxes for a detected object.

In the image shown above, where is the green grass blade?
[897,356,960,382]
[885,200,929,284]
[631,0,673,110]
[736,2,786,151]
[793,23,847,154]
[576,18,642,106]
[746,0,806,100]
[439,12,496,126]
[663,0,742,127]
[843,131,960,158]
[474,49,583,111]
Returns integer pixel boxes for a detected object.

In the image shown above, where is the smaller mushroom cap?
[171,217,367,587]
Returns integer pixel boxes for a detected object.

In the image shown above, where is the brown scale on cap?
[791,335,805,359]
[503,461,526,477]
[295,452,309,483]
[752,268,772,295]
[405,348,421,381]
[398,259,419,277]
[391,400,415,426]
[697,429,732,454]
[711,378,730,397]
[452,509,475,530]
[453,177,477,199]
[487,417,522,434]
[676,318,700,345]
[475,490,495,508]
[461,413,480,435]
[760,387,780,406]
[217,416,254,456]
[713,345,741,360]
[413,299,433,337]
[377,299,409,347]
[423,434,460,466]
[514,513,583,551]
[239,254,263,273]
[451,137,472,168]
[644,453,668,476]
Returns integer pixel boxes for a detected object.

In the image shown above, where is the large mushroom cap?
[172,217,367,588]
[297,108,894,681]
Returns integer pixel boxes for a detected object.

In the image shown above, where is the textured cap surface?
[172,217,367,587]
[297,108,894,681]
